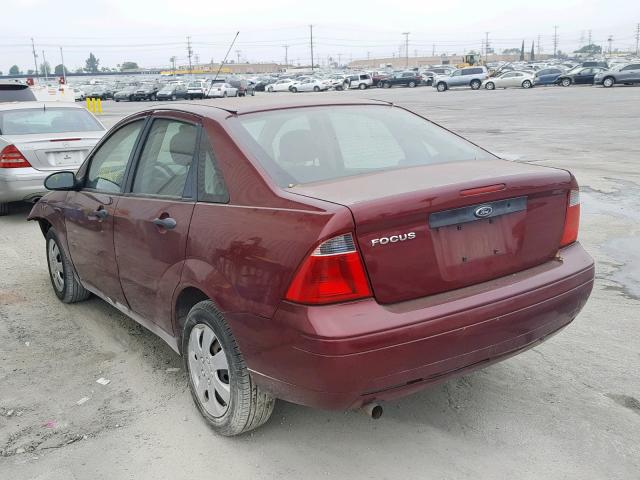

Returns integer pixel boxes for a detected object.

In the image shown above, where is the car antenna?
[212,31,240,84]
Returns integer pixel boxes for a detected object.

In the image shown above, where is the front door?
[113,116,199,333]
[65,119,146,305]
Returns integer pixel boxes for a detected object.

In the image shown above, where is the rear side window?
[131,119,197,198]
[86,120,144,192]
[235,106,496,187]
[197,134,229,203]
[0,107,103,135]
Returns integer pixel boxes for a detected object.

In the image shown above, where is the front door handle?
[153,217,177,230]
[90,208,108,220]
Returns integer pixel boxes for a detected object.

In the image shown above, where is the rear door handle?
[90,208,108,220]
[153,217,177,230]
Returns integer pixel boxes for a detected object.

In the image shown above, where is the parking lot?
[1,85,639,479]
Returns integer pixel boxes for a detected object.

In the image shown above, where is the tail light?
[0,145,31,168]
[285,233,372,305]
[560,189,580,247]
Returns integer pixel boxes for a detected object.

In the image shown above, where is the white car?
[206,82,238,98]
[267,79,296,92]
[290,79,328,93]
[483,71,535,90]
[186,80,208,99]
[0,102,105,215]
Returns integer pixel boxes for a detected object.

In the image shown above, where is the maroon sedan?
[29,100,594,435]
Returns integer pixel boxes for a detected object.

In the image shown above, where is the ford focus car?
[29,100,594,436]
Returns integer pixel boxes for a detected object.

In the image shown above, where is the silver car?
[0,102,105,215]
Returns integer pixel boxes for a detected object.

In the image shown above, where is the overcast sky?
[2,0,639,72]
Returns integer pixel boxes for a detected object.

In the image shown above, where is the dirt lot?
[1,85,639,479]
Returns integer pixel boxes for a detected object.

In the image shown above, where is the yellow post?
[97,98,102,114]
[91,97,96,113]
[86,97,91,110]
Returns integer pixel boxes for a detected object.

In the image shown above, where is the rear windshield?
[0,107,104,135]
[235,105,496,186]
[0,84,37,103]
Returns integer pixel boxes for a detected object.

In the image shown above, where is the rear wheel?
[485,81,495,90]
[359,83,367,90]
[267,86,273,92]
[383,82,391,88]
[408,81,416,88]
[0,202,8,216]
[436,82,447,92]
[603,77,615,88]
[183,301,275,436]
[522,80,532,89]
[313,86,320,92]
[45,229,91,303]
[171,95,177,101]
[561,78,571,87]
[291,87,298,93]
[470,79,481,90]
[223,92,227,98]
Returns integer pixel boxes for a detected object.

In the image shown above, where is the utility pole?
[484,31,490,58]
[337,53,342,66]
[588,30,592,45]
[309,25,314,72]
[607,35,613,55]
[432,44,435,56]
[59,46,66,84]
[31,38,39,79]
[553,25,559,57]
[635,24,640,55]
[41,50,48,80]
[170,56,176,77]
[235,50,241,64]
[402,32,410,68]
[282,45,289,66]
[537,34,541,55]
[186,36,193,75]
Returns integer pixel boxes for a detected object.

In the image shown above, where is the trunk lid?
[3,132,104,172]
[287,159,571,304]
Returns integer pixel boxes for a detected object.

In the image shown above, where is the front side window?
[86,120,144,192]
[131,119,198,198]
[235,106,496,187]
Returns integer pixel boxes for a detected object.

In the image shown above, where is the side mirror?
[44,171,78,191]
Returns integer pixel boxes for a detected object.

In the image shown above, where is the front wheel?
[46,229,91,303]
[436,82,447,92]
[522,80,532,89]
[485,82,495,90]
[383,82,391,88]
[171,95,177,101]
[291,87,297,93]
[561,78,571,87]
[603,77,615,88]
[183,301,275,436]
[408,81,416,88]
[313,86,320,92]
[359,83,367,90]
[470,79,481,90]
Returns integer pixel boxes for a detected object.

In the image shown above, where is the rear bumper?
[0,168,49,202]
[240,242,594,410]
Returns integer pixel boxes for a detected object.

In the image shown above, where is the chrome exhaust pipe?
[361,403,383,419]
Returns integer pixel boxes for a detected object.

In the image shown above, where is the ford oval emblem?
[474,205,493,218]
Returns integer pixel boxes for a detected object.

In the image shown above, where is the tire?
[359,83,367,90]
[129,95,134,102]
[223,92,227,98]
[251,90,255,96]
[383,82,391,88]
[561,78,571,87]
[0,202,8,216]
[115,98,120,102]
[603,77,615,88]
[183,301,275,436]
[45,229,91,304]
[291,87,297,93]
[151,94,156,101]
[408,81,416,88]
[267,86,273,92]
[313,86,320,92]
[470,79,481,90]
[522,80,532,89]
[485,81,495,90]
[436,82,447,92]
[171,95,177,101]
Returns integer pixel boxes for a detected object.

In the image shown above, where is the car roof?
[138,98,393,118]
[0,101,86,112]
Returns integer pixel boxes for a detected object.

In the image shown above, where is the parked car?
[421,68,454,86]
[327,75,348,90]
[380,71,423,88]
[156,84,189,101]
[433,66,489,91]
[132,84,161,101]
[206,82,238,98]
[345,74,373,90]
[226,78,255,97]
[0,80,37,102]
[187,80,208,99]
[267,79,296,92]
[291,78,328,92]
[113,86,138,102]
[533,68,565,86]
[253,77,277,92]
[594,63,640,87]
[30,100,594,435]
[0,102,105,215]
[555,67,606,86]
[483,71,534,90]
[85,85,112,100]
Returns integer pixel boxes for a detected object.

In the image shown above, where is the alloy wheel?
[188,324,231,418]
[47,239,64,292]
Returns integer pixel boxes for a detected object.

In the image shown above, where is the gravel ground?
[1,84,639,480]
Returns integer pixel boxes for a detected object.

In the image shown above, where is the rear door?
[65,118,147,305]
[113,113,199,332]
